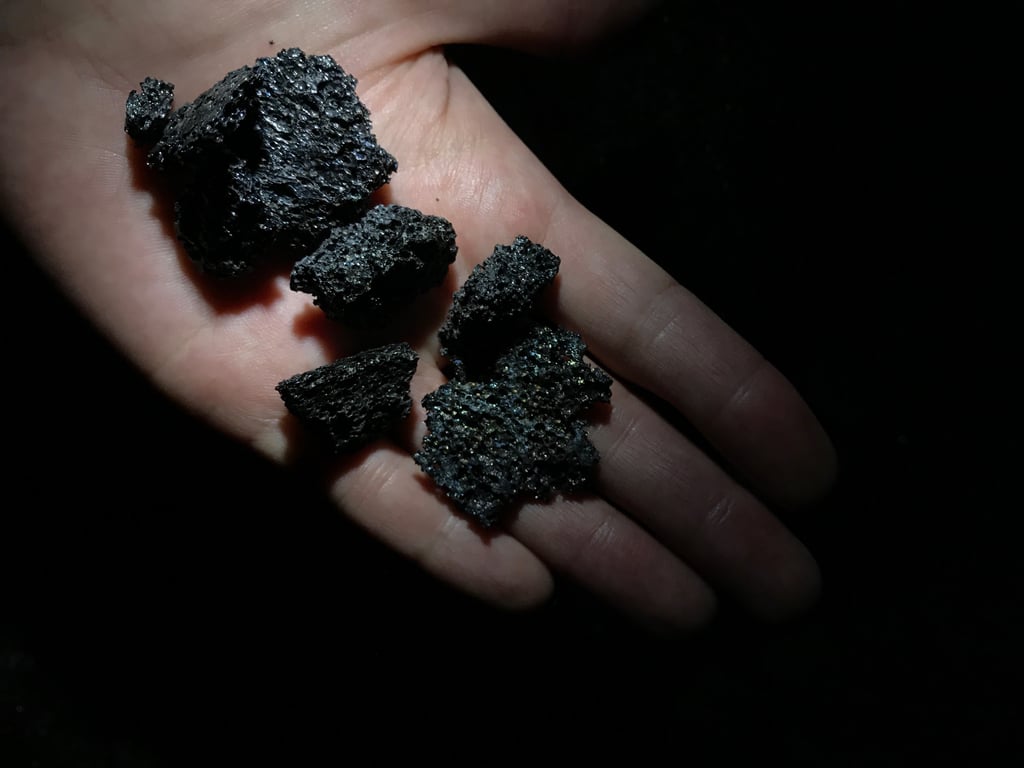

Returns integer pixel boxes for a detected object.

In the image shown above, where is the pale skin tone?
[0,0,836,631]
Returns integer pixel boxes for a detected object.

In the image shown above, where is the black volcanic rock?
[290,205,457,327]
[276,343,418,453]
[490,323,613,419]
[415,324,610,527]
[438,235,559,364]
[124,77,174,145]
[130,48,398,276]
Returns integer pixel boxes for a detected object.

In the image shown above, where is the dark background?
[3,1,1017,764]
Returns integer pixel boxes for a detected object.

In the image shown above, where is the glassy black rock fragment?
[276,342,418,453]
[437,235,559,363]
[290,205,457,326]
[124,77,175,145]
[133,48,398,277]
[491,324,613,419]
[415,324,609,527]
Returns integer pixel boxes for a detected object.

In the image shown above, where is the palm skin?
[0,0,836,631]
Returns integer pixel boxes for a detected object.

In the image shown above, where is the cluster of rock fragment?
[126,48,610,527]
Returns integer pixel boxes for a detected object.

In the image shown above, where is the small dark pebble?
[290,204,457,327]
[276,342,418,453]
[438,235,560,365]
[415,323,610,527]
[124,77,175,145]
[489,323,613,419]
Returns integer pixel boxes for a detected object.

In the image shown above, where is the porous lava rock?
[127,48,397,276]
[415,323,611,527]
[290,204,457,326]
[276,342,418,453]
[124,77,175,145]
[437,235,559,365]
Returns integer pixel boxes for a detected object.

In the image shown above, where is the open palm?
[0,0,836,631]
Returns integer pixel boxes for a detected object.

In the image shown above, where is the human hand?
[0,0,836,631]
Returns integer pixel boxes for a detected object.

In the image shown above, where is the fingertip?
[748,541,823,623]
[644,579,718,636]
[687,580,720,629]
[416,516,557,613]
[721,363,840,511]
[783,417,840,511]
[484,554,556,612]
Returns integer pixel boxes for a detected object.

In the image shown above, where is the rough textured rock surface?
[438,235,560,364]
[415,324,610,527]
[131,47,398,277]
[489,323,613,419]
[290,205,457,326]
[276,343,418,453]
[124,77,175,145]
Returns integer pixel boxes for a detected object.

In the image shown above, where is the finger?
[326,443,553,610]
[326,442,553,610]
[323,362,553,610]
[509,496,717,633]
[542,203,838,509]
[296,349,551,611]
[590,376,822,620]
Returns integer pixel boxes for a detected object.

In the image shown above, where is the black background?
[2,1,1017,763]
